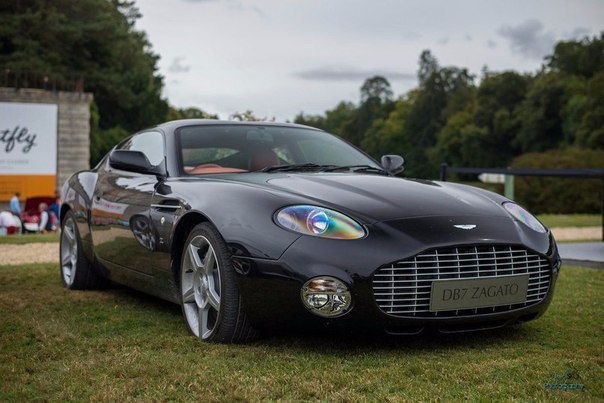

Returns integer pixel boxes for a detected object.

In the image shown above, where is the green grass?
[537,214,601,228]
[0,264,602,401]
[0,232,59,244]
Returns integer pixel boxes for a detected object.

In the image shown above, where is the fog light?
[301,276,352,317]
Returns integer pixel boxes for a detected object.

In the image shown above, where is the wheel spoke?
[203,248,215,273]
[188,244,203,273]
[199,305,209,339]
[206,270,221,311]
[207,287,220,311]
[182,286,196,304]
[64,225,75,242]
[61,253,71,266]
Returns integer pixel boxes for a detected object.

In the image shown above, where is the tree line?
[295,35,604,178]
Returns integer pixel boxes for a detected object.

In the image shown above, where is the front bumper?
[232,216,561,334]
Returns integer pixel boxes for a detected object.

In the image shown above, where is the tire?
[60,210,105,290]
[179,222,256,343]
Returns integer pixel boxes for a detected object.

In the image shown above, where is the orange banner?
[0,175,56,201]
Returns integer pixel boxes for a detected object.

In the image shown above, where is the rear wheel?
[180,222,255,343]
[60,210,105,290]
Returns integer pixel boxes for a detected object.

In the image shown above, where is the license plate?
[429,274,529,312]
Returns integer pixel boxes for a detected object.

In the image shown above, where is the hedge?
[511,148,604,214]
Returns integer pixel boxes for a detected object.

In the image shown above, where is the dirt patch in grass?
[551,227,601,242]
[0,243,59,266]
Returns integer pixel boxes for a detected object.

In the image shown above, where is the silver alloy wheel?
[181,235,222,339]
[61,217,78,286]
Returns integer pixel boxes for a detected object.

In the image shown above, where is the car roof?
[150,119,322,134]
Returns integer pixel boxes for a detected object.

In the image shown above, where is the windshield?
[177,124,381,175]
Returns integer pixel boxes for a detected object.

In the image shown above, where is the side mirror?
[381,154,405,175]
[109,150,165,176]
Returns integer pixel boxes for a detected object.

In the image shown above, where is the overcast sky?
[134,0,604,121]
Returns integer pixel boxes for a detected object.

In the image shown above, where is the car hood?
[227,173,510,223]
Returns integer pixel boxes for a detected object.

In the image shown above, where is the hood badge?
[454,224,477,230]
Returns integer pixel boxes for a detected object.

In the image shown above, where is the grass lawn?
[0,233,59,245]
[537,214,601,228]
[0,264,602,401]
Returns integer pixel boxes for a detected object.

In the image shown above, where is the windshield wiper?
[321,165,389,175]
[260,163,337,172]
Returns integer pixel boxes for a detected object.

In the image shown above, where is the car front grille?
[373,245,551,317]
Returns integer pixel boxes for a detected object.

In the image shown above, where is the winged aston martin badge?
[454,224,477,230]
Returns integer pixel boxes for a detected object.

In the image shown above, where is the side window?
[120,131,165,166]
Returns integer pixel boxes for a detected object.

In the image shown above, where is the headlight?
[503,202,546,233]
[275,205,365,239]
[301,276,352,317]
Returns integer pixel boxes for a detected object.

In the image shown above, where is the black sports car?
[60,120,560,342]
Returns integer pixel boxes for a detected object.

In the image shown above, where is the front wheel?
[180,222,255,343]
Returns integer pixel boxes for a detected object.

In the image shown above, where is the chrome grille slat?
[372,244,551,318]
[374,265,548,276]
[379,259,548,276]
[413,250,541,258]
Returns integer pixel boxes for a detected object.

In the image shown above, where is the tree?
[293,112,325,130]
[294,102,357,136]
[418,50,439,85]
[167,107,219,121]
[340,76,394,146]
[548,33,604,78]
[360,76,393,103]
[405,60,475,177]
[0,0,169,164]
[229,110,267,122]
[515,72,566,152]
[361,93,416,160]
[575,70,604,148]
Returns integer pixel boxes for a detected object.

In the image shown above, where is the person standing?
[9,192,21,216]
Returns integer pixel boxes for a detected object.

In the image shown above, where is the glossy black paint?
[61,119,560,334]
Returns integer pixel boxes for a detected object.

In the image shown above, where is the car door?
[90,131,165,276]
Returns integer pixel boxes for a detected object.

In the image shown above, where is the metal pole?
[504,175,515,200]
[601,178,603,242]
[440,163,448,181]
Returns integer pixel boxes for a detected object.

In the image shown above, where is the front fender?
[155,179,307,260]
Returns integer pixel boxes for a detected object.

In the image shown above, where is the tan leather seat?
[249,148,279,171]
